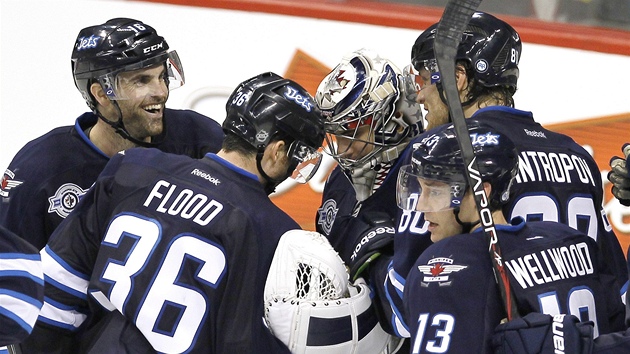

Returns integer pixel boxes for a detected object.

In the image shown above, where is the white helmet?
[315,48,423,170]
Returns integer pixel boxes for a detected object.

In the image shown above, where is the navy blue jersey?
[404,219,626,354]
[0,109,224,250]
[472,106,627,286]
[25,149,293,353]
[386,106,627,338]
[0,225,43,347]
[315,147,433,337]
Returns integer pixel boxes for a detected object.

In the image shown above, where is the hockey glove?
[346,211,395,281]
[608,143,630,206]
[492,312,593,354]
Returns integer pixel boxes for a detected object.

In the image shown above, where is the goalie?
[264,230,402,354]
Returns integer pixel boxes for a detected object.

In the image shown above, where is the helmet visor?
[397,165,461,212]
[401,64,424,100]
[415,59,441,86]
[288,141,323,183]
[97,51,184,100]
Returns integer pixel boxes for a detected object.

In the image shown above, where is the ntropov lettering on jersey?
[515,151,596,186]
[505,242,594,289]
[143,180,223,226]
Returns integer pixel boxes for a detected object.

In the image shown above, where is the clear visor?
[97,51,185,100]
[420,59,442,85]
[396,165,461,212]
[288,141,324,183]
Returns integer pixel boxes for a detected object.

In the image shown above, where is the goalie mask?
[315,48,423,171]
[264,230,401,354]
[396,120,518,212]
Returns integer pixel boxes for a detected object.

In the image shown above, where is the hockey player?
[21,72,325,353]
[313,48,425,279]
[0,225,43,348]
[491,143,630,354]
[0,18,224,250]
[398,120,626,353]
[374,11,629,340]
[313,49,425,345]
[409,12,626,284]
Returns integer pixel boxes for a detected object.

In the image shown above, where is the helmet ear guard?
[264,230,401,354]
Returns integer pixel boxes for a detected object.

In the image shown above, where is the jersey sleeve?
[0,158,54,250]
[0,226,44,346]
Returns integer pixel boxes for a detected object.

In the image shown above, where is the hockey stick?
[433,0,519,321]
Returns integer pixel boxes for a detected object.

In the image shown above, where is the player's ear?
[270,140,287,162]
[483,181,492,199]
[90,83,110,107]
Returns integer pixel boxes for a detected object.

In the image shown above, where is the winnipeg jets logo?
[48,183,88,218]
[318,65,355,108]
[470,132,500,147]
[0,169,23,198]
[317,199,338,235]
[76,35,100,51]
[284,86,313,112]
[417,256,468,286]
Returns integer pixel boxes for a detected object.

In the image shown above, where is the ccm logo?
[143,42,164,54]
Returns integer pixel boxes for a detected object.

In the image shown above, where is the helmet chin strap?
[453,207,480,234]
[94,101,163,148]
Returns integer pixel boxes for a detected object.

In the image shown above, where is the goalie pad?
[264,230,401,354]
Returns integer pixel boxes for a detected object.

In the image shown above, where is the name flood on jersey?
[514,150,596,186]
[143,179,223,226]
[505,241,594,289]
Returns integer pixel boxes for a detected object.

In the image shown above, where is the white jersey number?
[510,194,598,240]
[100,213,227,353]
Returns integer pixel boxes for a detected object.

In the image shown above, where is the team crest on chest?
[317,199,339,235]
[417,256,468,287]
[0,169,24,198]
[48,183,88,218]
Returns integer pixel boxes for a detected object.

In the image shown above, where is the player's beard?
[118,100,165,143]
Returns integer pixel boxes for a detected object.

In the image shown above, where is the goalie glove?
[608,143,630,206]
[345,211,395,281]
[264,230,402,354]
[492,312,593,354]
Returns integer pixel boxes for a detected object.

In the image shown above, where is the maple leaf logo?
[430,263,445,277]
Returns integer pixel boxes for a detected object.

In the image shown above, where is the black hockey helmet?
[72,18,184,110]
[411,11,521,93]
[224,72,326,184]
[397,119,518,212]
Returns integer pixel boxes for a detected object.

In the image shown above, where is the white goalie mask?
[314,48,424,171]
[264,230,402,354]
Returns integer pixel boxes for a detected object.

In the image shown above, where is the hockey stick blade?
[434,0,519,321]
